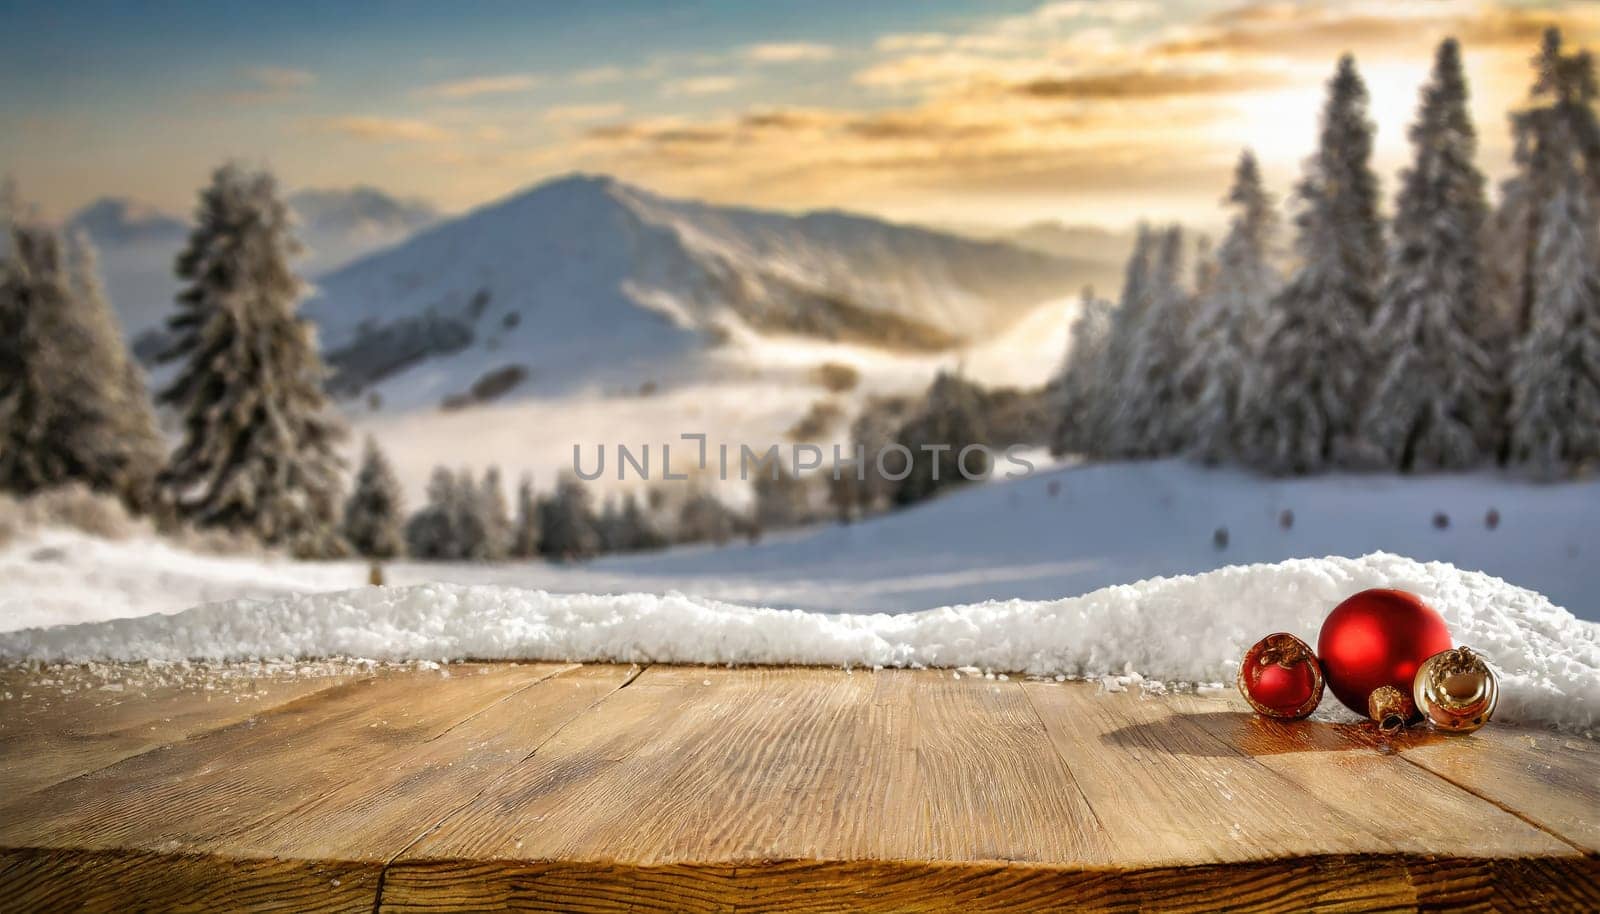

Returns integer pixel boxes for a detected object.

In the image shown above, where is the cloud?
[1013,67,1290,100]
[414,73,542,100]
[741,42,836,64]
[662,75,740,96]
[310,116,451,144]
[571,66,627,86]
[543,103,627,124]
[242,66,315,91]
[1155,1,1600,60]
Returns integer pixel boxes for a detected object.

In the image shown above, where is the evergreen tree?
[1180,150,1280,462]
[540,475,600,560]
[1363,39,1501,472]
[1114,225,1195,456]
[0,221,161,508]
[343,435,406,559]
[1239,56,1385,474]
[1087,225,1156,455]
[511,474,542,558]
[1050,288,1114,457]
[1491,29,1600,336]
[620,492,667,551]
[753,462,810,531]
[894,372,990,505]
[478,466,511,560]
[453,467,489,560]
[405,466,458,560]
[159,164,346,550]
[676,489,740,546]
[1506,124,1600,477]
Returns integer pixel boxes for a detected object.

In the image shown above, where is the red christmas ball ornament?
[1318,589,1452,725]
[1237,633,1324,719]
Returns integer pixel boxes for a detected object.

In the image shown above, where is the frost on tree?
[1363,39,1502,472]
[0,220,163,510]
[1179,151,1280,462]
[1490,29,1600,336]
[1050,287,1113,457]
[159,164,347,553]
[343,435,406,559]
[1112,225,1195,457]
[1240,56,1384,475]
[1087,225,1155,456]
[1506,127,1600,478]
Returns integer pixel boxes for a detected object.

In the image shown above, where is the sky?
[2,0,1598,231]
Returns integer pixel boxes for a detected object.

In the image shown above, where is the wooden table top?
[1,662,1595,912]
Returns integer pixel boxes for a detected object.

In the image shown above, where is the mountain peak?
[67,197,187,246]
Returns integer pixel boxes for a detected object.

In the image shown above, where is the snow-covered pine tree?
[159,164,346,551]
[1362,39,1501,472]
[540,475,600,561]
[66,230,166,510]
[1114,225,1195,456]
[511,474,541,558]
[1049,287,1114,457]
[1179,150,1280,462]
[1490,29,1600,337]
[1505,121,1600,478]
[343,435,406,559]
[1239,55,1385,474]
[478,466,511,560]
[405,466,458,560]
[0,221,161,508]
[1087,225,1155,456]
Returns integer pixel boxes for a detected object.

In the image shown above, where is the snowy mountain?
[305,174,1089,408]
[67,187,440,335]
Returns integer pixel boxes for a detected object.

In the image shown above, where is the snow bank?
[4,552,1594,733]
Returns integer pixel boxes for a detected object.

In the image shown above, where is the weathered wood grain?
[1164,690,1581,858]
[0,662,373,798]
[1395,721,1600,854]
[0,663,598,913]
[1,664,1595,914]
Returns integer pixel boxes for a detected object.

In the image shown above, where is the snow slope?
[2,459,1595,631]
[3,553,1595,734]
[304,174,1087,411]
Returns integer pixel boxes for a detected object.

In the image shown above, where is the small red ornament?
[1238,633,1324,719]
[1318,589,1452,723]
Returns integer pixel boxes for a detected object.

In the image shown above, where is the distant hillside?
[306,174,1091,409]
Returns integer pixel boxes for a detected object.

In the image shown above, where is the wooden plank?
[242,663,639,861]
[0,663,578,913]
[1165,690,1580,854]
[0,661,373,798]
[381,667,1114,911]
[1396,722,1600,854]
[2,664,1595,913]
[1019,680,1395,867]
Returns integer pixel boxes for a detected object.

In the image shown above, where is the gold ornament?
[1414,646,1498,734]
[1367,685,1413,734]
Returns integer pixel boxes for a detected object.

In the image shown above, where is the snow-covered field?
[3,458,1596,625]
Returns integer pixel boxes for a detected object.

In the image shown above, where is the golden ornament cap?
[1414,646,1498,734]
[1367,686,1414,734]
